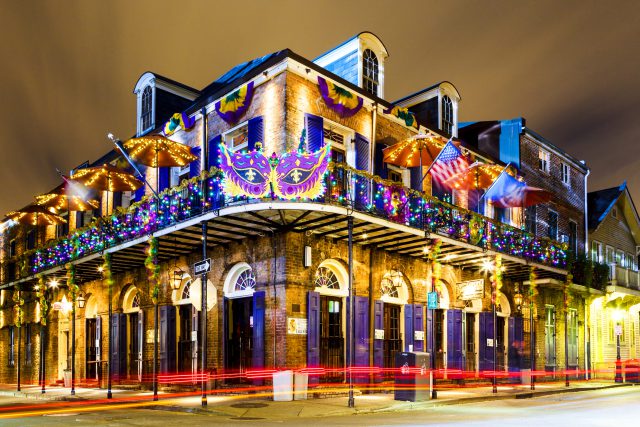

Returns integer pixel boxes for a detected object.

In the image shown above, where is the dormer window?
[363,49,379,96]
[140,86,153,133]
[441,95,454,135]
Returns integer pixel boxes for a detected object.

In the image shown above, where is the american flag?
[429,141,469,186]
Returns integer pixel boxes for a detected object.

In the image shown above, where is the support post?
[565,294,569,387]
[107,273,113,399]
[347,216,355,408]
[615,324,622,383]
[201,220,208,407]
[492,293,497,394]
[153,302,159,401]
[17,324,21,392]
[71,302,76,395]
[41,322,46,394]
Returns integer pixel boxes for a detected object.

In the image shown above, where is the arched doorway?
[478,291,512,374]
[376,270,410,379]
[120,286,143,381]
[433,281,451,370]
[174,278,201,376]
[308,260,349,382]
[223,263,263,380]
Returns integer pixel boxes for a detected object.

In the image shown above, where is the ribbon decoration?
[317,76,363,118]
[219,143,330,200]
[215,81,255,124]
[383,106,418,128]
[163,112,196,136]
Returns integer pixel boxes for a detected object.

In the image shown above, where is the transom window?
[141,86,153,132]
[538,149,550,173]
[132,293,140,308]
[441,95,454,135]
[223,122,249,151]
[362,49,379,96]
[381,271,405,299]
[234,269,256,292]
[314,267,340,290]
[181,281,191,300]
[323,128,345,145]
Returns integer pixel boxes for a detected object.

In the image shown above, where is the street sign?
[194,258,211,275]
[427,291,439,309]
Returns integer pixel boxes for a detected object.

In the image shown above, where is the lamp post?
[613,310,623,383]
[71,292,85,396]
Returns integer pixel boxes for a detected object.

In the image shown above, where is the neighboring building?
[587,182,640,378]
[0,33,575,392]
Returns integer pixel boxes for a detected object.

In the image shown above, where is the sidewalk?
[0,381,634,420]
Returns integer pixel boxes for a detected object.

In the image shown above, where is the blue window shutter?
[374,143,388,179]
[355,133,370,171]
[207,135,221,169]
[189,146,201,178]
[307,291,320,374]
[478,311,494,372]
[305,114,324,152]
[446,309,463,370]
[247,116,264,152]
[508,316,524,371]
[413,304,424,352]
[354,296,369,366]
[159,167,170,192]
[252,291,265,370]
[404,304,414,351]
[373,300,384,373]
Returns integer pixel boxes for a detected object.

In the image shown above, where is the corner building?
[0,33,582,391]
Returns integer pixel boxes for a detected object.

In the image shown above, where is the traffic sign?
[194,258,211,275]
[427,291,439,309]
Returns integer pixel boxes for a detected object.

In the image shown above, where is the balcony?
[0,164,567,286]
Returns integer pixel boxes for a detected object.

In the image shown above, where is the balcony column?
[201,220,208,407]
[347,216,355,408]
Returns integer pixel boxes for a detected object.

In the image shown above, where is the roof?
[588,182,626,230]
[392,81,461,106]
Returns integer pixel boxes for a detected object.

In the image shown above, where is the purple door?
[479,311,494,372]
[413,304,424,352]
[159,305,177,374]
[508,316,524,372]
[426,308,433,356]
[446,309,463,370]
[373,300,384,381]
[252,291,265,371]
[404,304,413,351]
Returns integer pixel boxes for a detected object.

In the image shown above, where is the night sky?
[1,0,639,215]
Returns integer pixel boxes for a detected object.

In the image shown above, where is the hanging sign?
[287,318,308,335]
[427,291,439,309]
[458,279,484,301]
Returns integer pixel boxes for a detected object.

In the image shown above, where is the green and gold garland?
[12,284,24,328]
[36,274,49,326]
[429,239,443,293]
[529,266,537,305]
[66,263,78,305]
[102,253,114,289]
[145,237,160,303]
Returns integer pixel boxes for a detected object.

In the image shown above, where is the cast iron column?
[201,220,208,407]
[565,301,569,387]
[71,302,76,395]
[107,270,113,399]
[347,216,354,408]
[615,323,622,383]
[492,293,497,394]
[153,301,159,400]
[17,323,21,392]
[41,318,46,394]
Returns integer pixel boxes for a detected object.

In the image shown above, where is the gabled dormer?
[133,72,200,136]
[313,31,389,98]
[393,81,461,137]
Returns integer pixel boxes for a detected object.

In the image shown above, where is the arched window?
[131,293,140,309]
[234,269,256,293]
[141,86,153,132]
[362,49,379,96]
[314,266,340,290]
[380,274,400,299]
[441,95,453,135]
[181,280,191,300]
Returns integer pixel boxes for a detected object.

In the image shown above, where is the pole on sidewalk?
[153,301,159,401]
[564,291,569,387]
[347,216,355,408]
[41,321,46,394]
[17,323,21,392]
[107,266,113,399]
[492,266,497,394]
[71,301,76,395]
[201,220,208,407]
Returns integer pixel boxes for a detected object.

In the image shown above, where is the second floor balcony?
[0,163,568,286]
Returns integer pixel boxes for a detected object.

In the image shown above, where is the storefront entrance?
[320,295,344,381]
[178,305,201,375]
[85,317,100,382]
[383,303,401,379]
[465,312,476,372]
[224,297,253,376]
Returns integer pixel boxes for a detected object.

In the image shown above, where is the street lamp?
[172,269,185,290]
[513,283,523,314]
[77,292,86,309]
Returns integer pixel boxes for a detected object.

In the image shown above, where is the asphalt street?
[0,386,638,426]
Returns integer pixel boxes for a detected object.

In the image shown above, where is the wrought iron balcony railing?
[0,164,568,284]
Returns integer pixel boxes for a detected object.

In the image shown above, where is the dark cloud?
[1,0,639,214]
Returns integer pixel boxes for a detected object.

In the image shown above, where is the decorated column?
[490,254,503,393]
[529,266,537,390]
[145,237,160,401]
[66,263,78,395]
[13,284,24,391]
[102,253,114,398]
[35,274,50,394]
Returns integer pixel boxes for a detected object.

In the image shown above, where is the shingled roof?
[588,183,625,230]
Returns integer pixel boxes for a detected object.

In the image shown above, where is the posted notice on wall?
[414,330,425,341]
[146,329,155,344]
[374,329,385,340]
[287,318,308,335]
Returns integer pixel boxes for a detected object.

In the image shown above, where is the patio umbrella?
[71,164,143,217]
[382,134,446,168]
[122,134,197,168]
[441,162,504,191]
[35,180,99,213]
[6,205,66,227]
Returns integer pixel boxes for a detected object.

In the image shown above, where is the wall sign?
[458,279,485,301]
[374,329,385,340]
[287,317,308,335]
[414,331,425,341]
[146,329,155,344]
